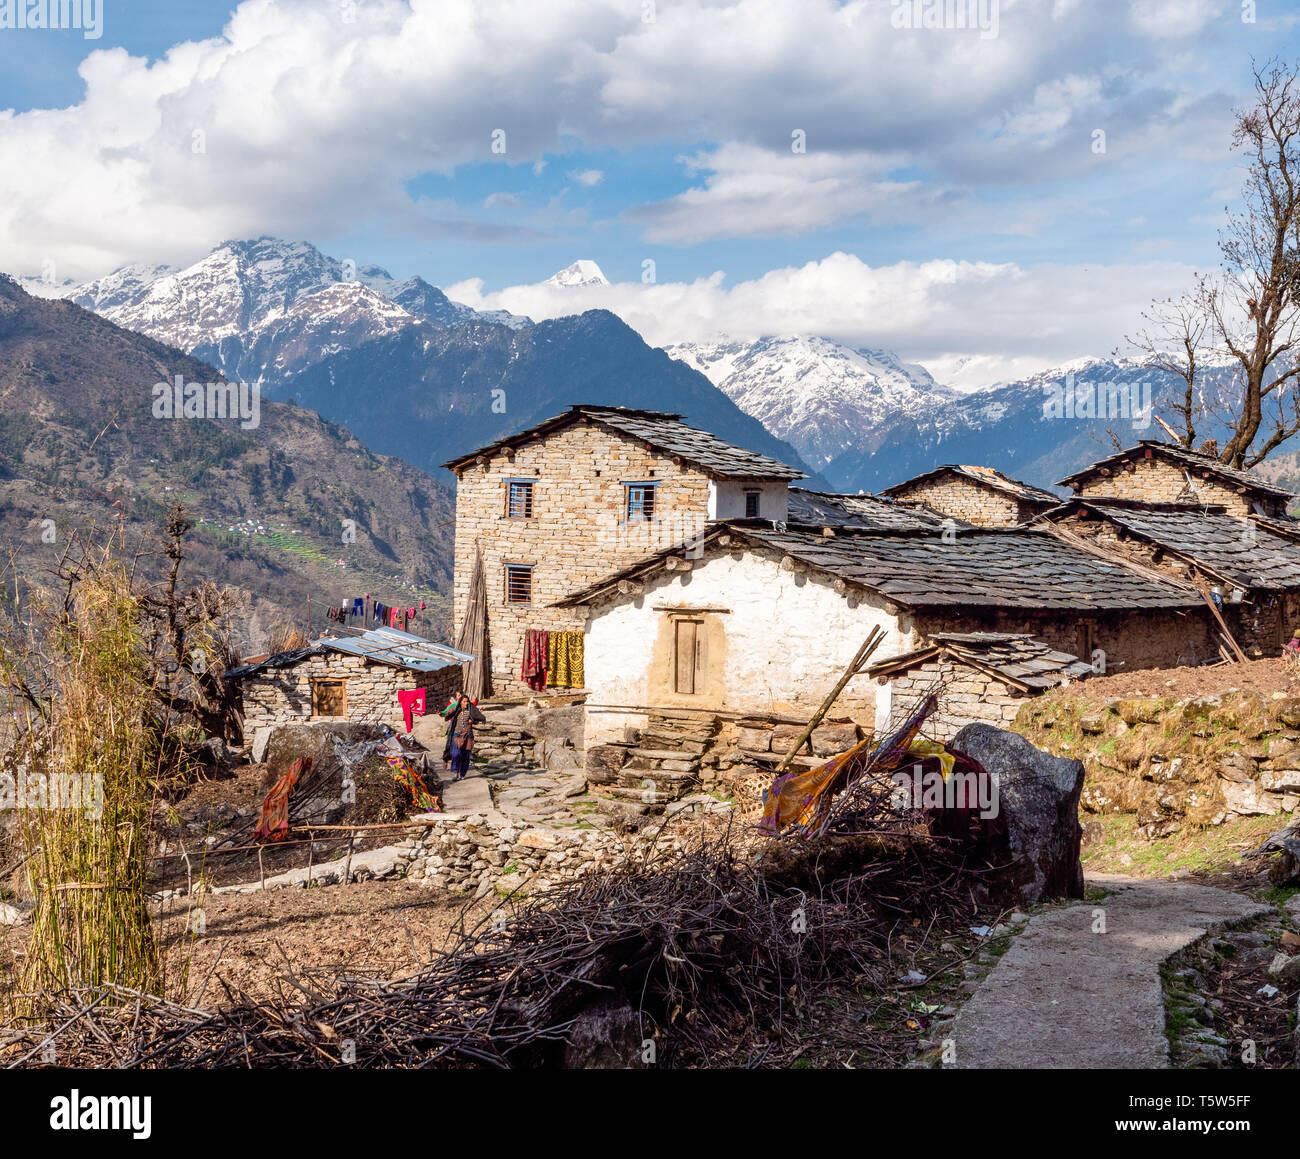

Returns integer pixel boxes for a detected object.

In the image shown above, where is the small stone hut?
[866,632,1095,742]
[881,465,1060,526]
[227,627,472,739]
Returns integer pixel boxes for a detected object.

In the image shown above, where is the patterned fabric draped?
[546,630,585,688]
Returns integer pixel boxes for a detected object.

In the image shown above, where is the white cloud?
[0,0,1255,275]
[566,168,604,186]
[445,251,1196,382]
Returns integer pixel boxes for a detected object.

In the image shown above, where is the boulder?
[585,744,631,784]
[562,998,650,1069]
[534,739,582,772]
[950,723,1086,906]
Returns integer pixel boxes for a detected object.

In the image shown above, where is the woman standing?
[444,693,485,781]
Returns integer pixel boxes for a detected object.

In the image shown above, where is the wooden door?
[674,619,703,694]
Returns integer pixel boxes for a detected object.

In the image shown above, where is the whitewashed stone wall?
[241,653,460,734]
[580,546,918,749]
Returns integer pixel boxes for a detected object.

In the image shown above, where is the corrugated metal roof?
[225,628,472,679]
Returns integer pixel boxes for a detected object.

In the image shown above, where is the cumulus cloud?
[444,251,1195,383]
[0,0,1251,276]
[566,168,604,187]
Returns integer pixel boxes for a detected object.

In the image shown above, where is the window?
[625,482,658,521]
[505,564,534,604]
[311,679,347,718]
[506,479,534,519]
[672,617,705,694]
[744,489,761,518]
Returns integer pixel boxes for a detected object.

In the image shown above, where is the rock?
[1267,952,1300,983]
[516,828,559,850]
[1114,699,1161,726]
[736,726,771,752]
[1275,697,1300,728]
[562,998,652,1068]
[950,723,1085,906]
[1221,780,1280,817]
[0,902,30,925]
[1216,752,1256,784]
[557,773,588,799]
[534,739,582,772]
[585,744,631,784]
[250,726,272,764]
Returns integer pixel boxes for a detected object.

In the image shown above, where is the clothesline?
[321,593,429,632]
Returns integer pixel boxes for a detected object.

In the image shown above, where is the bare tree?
[1123,284,1214,448]
[1134,59,1300,468]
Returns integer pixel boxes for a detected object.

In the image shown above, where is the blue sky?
[1,0,1298,378]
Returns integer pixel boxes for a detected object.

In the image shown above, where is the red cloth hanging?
[397,688,427,732]
[522,629,549,690]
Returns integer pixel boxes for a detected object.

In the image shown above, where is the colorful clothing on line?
[254,755,310,842]
[546,630,585,688]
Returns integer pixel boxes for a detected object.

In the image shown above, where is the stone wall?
[241,653,461,735]
[450,419,722,697]
[1071,454,1285,516]
[887,475,1028,527]
[886,660,1027,741]
[912,606,1216,674]
[1018,690,1300,838]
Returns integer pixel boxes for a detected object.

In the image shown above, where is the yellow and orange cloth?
[546,630,585,688]
[758,694,944,836]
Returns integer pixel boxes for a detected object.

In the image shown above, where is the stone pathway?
[441,770,494,814]
[947,874,1269,1069]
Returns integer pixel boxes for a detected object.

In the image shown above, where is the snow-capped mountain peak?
[546,259,609,288]
[665,333,952,468]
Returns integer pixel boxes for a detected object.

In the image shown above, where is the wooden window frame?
[744,489,761,518]
[310,677,348,719]
[624,481,659,522]
[504,563,534,605]
[505,478,535,520]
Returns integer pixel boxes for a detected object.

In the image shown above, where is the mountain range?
[22,239,812,484]
[0,274,457,651]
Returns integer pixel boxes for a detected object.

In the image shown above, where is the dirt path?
[946,874,1269,1069]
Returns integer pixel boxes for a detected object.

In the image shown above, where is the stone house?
[227,627,472,739]
[1058,440,1295,517]
[865,632,1095,742]
[553,518,1209,758]
[442,406,803,697]
[1039,496,1300,656]
[881,464,1060,526]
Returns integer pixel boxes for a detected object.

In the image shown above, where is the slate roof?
[868,632,1094,691]
[1058,440,1295,502]
[442,405,803,480]
[882,465,1060,507]
[786,488,957,531]
[225,628,472,680]
[554,521,1200,613]
[1045,499,1300,591]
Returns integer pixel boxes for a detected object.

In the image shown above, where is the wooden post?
[775,626,886,772]
[1191,571,1248,663]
